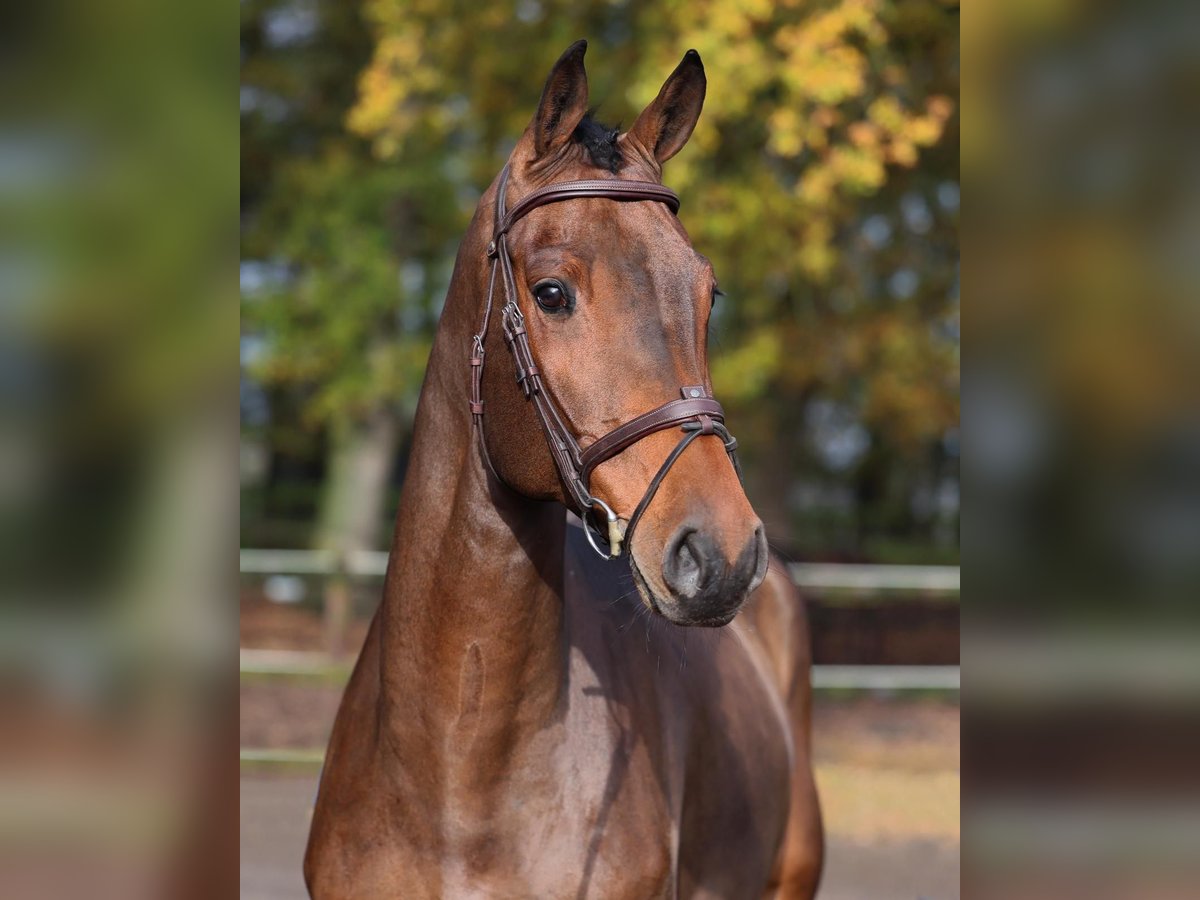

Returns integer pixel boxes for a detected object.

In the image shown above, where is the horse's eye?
[534,281,568,311]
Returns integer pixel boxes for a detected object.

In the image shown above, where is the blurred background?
[1,0,235,897]
[13,0,1196,897]
[239,1,959,898]
[964,2,1200,898]
[239,0,960,571]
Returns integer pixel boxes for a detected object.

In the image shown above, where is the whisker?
[617,607,640,633]
[766,557,794,580]
[765,540,797,565]
[608,587,640,606]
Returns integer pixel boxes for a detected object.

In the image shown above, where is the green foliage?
[349,0,959,447]
[244,150,456,424]
[242,0,456,429]
[241,0,959,558]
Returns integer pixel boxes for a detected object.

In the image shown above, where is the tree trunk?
[315,408,399,656]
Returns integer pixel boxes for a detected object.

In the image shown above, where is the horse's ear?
[530,40,590,158]
[627,50,706,165]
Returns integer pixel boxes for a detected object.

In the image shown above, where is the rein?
[469,164,741,559]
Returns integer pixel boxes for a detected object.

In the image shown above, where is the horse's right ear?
[530,40,590,158]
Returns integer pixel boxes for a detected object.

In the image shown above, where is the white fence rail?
[788,563,958,593]
[811,664,959,691]
[241,549,959,594]
[240,548,387,577]
[240,551,959,692]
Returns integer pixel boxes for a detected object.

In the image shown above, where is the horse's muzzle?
[656,520,768,626]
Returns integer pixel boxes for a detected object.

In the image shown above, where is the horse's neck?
[374,237,568,777]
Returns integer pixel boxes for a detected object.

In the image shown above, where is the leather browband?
[469,164,741,559]
[492,179,681,246]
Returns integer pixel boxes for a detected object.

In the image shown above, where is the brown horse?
[305,41,822,899]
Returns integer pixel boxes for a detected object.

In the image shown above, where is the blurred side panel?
[965,0,1200,895]
[0,0,237,897]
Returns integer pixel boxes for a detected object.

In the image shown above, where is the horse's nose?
[661,521,767,608]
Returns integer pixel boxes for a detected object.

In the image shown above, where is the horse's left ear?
[627,50,706,164]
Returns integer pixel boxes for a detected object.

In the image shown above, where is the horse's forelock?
[572,112,622,173]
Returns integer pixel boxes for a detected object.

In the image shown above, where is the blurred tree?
[241,0,460,553]
[241,0,958,560]
[345,0,960,558]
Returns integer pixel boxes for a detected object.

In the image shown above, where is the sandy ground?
[240,693,958,898]
[810,699,959,899]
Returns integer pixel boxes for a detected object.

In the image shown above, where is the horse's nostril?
[662,528,711,599]
[661,523,767,606]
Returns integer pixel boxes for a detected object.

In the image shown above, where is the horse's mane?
[573,112,622,173]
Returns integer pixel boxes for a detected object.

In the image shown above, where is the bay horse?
[305,41,822,898]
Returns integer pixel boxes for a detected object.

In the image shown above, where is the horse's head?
[479,41,766,627]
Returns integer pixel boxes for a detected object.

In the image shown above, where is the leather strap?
[625,418,738,551]
[491,179,680,249]
[469,164,741,558]
[578,396,725,486]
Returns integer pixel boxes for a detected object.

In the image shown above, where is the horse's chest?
[489,647,790,898]
[444,706,677,898]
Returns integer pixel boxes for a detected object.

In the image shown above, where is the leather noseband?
[469,164,741,559]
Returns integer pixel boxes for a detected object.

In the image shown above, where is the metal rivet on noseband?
[689,388,702,398]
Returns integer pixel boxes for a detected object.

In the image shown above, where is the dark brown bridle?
[469,164,741,559]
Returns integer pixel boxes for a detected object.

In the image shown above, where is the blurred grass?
[817,765,959,843]
[814,698,959,843]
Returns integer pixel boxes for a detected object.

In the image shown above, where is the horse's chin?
[627,554,740,628]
